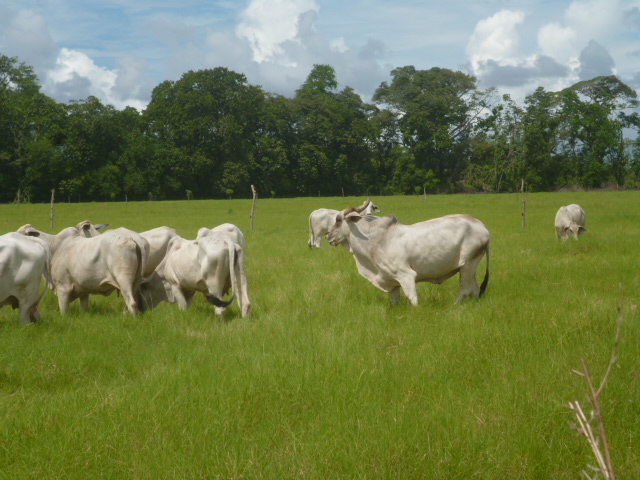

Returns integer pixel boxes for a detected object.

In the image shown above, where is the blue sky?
[1,0,638,110]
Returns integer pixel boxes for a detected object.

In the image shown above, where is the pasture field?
[0,191,639,479]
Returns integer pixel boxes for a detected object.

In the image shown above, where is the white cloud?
[46,48,147,110]
[0,8,58,70]
[48,48,116,93]
[466,10,525,74]
[330,37,348,54]
[236,0,319,66]
[565,0,621,41]
[537,23,577,63]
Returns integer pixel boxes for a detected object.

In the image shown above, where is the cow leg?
[236,253,251,317]
[456,264,481,303]
[18,299,32,325]
[171,287,192,310]
[309,233,318,248]
[389,287,401,305]
[119,287,139,315]
[56,289,73,314]
[80,295,90,311]
[397,273,419,306]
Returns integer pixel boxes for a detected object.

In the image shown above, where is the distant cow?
[49,228,144,314]
[308,199,380,248]
[555,204,587,240]
[327,200,490,306]
[138,232,250,318]
[0,233,51,324]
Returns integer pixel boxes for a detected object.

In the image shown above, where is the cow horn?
[354,198,370,214]
[205,293,235,308]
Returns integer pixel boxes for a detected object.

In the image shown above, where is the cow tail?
[133,242,143,301]
[479,241,490,297]
[308,214,314,248]
[204,240,237,309]
[227,239,242,310]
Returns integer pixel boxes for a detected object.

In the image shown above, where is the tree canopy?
[1,53,639,203]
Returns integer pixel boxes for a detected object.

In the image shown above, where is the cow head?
[327,200,369,247]
[565,222,587,239]
[137,272,170,312]
[76,220,109,237]
[364,198,381,215]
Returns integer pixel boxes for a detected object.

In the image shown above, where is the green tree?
[0,54,66,202]
[144,68,264,198]
[558,76,639,188]
[373,66,486,191]
[293,65,375,196]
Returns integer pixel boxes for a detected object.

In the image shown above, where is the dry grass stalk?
[567,285,623,480]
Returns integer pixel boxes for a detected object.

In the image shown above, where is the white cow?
[0,233,51,324]
[308,199,381,248]
[197,223,246,249]
[76,220,151,276]
[18,220,153,313]
[327,200,491,306]
[555,204,587,240]
[138,233,250,318]
[49,227,144,314]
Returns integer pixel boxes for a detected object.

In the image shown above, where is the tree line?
[1,54,639,203]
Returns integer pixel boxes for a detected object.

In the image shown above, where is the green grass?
[1,192,639,479]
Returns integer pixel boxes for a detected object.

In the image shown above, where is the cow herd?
[0,199,587,325]
[1,221,249,324]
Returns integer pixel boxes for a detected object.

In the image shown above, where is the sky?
[1,0,639,111]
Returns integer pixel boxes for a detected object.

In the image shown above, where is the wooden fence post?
[250,185,258,231]
[521,179,526,230]
[50,189,55,230]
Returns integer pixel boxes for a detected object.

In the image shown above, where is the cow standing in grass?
[50,228,144,314]
[0,233,52,324]
[554,204,587,240]
[327,200,490,306]
[138,231,250,318]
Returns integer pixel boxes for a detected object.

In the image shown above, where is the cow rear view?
[0,233,51,324]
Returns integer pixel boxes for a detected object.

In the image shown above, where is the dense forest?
[1,53,639,203]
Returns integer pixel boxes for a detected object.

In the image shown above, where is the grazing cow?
[0,233,51,324]
[19,222,151,311]
[327,200,491,306]
[308,199,381,248]
[555,204,587,240]
[197,224,249,314]
[50,228,144,314]
[138,233,250,318]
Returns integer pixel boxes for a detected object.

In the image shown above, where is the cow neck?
[346,219,378,257]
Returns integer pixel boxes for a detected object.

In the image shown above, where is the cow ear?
[26,229,40,237]
[579,226,587,232]
[345,212,362,223]
[95,224,109,231]
[79,221,91,231]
